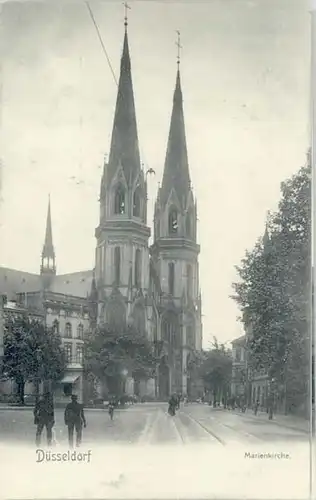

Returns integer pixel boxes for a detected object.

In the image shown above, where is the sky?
[0,0,310,348]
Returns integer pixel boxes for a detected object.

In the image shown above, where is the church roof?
[107,28,141,186]
[160,68,191,209]
[0,267,41,299]
[0,267,93,300]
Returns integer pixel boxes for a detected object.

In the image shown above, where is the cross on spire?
[123,1,131,28]
[176,30,182,66]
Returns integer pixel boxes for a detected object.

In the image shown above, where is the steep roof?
[0,267,93,299]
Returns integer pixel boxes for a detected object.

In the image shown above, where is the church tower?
[151,50,202,398]
[40,196,56,290]
[95,19,150,337]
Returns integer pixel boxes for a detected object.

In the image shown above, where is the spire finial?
[123,1,131,29]
[176,30,182,67]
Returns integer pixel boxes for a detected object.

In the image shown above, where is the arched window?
[77,323,84,339]
[186,213,192,238]
[162,312,179,347]
[168,209,178,234]
[134,249,141,287]
[168,262,175,295]
[187,264,193,299]
[65,322,72,338]
[186,325,195,349]
[114,184,125,214]
[107,301,126,331]
[133,187,141,217]
[52,319,59,334]
[114,246,121,284]
[133,304,146,335]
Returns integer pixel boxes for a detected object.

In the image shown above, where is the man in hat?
[64,394,87,448]
[34,392,55,447]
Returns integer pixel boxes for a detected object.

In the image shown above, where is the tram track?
[179,411,226,446]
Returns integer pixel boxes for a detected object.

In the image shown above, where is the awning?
[60,375,79,384]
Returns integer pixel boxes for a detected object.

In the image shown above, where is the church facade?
[0,24,203,401]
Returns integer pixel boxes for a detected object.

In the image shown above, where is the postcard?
[0,1,313,499]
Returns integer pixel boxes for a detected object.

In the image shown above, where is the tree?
[197,339,232,405]
[3,315,66,404]
[232,161,311,414]
[84,323,158,398]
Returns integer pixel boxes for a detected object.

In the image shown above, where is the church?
[0,21,203,401]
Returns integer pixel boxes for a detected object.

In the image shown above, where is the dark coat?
[64,401,86,426]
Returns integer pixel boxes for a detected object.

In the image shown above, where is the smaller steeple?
[40,195,56,286]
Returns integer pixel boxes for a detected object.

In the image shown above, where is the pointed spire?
[107,16,141,186]
[42,195,55,260]
[160,55,191,209]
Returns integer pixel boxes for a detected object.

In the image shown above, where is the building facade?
[0,23,203,401]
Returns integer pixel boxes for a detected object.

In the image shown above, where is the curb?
[213,408,309,434]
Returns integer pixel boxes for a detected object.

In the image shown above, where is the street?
[0,403,310,500]
[0,402,308,446]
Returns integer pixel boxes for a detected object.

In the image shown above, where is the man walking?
[64,394,87,448]
[34,392,55,447]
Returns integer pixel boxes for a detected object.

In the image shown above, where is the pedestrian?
[64,394,87,448]
[254,399,260,415]
[34,392,55,447]
[108,398,115,420]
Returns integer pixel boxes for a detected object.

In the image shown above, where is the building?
[0,21,203,401]
[231,335,247,398]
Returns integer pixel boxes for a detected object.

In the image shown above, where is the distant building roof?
[231,335,246,346]
[0,267,93,300]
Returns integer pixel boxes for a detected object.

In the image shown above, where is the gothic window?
[64,342,72,363]
[65,322,72,338]
[168,262,175,295]
[162,313,179,347]
[186,213,192,238]
[52,319,59,334]
[114,246,121,284]
[76,344,83,364]
[186,325,195,349]
[77,323,84,339]
[107,301,126,331]
[133,187,141,217]
[168,209,178,234]
[134,249,141,287]
[114,184,125,214]
[187,264,193,299]
[133,304,146,335]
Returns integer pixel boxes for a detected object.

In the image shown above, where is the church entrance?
[158,357,170,400]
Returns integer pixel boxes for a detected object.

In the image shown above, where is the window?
[186,325,195,349]
[114,184,125,214]
[77,324,84,339]
[235,347,241,362]
[187,264,193,299]
[134,249,141,287]
[52,320,59,334]
[186,213,192,238]
[168,262,175,295]
[76,344,83,364]
[168,209,178,234]
[65,322,72,338]
[64,342,72,363]
[114,247,121,284]
[133,187,141,217]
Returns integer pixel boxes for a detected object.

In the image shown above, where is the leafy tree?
[84,323,158,397]
[3,315,66,404]
[197,340,232,404]
[232,161,311,414]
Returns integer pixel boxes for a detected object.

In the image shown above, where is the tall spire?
[160,34,191,209]
[107,8,141,186]
[41,195,56,279]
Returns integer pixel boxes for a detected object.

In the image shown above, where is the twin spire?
[107,17,190,204]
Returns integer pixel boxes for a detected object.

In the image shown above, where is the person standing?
[64,394,87,448]
[34,392,55,447]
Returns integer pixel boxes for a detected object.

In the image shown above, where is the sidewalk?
[213,406,310,434]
